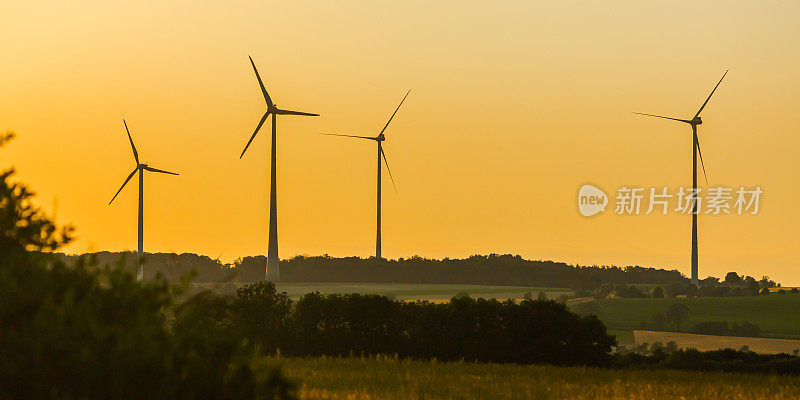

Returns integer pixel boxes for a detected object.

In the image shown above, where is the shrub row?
[615,348,800,375]
[177,282,617,367]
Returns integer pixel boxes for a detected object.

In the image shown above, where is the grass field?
[608,329,635,345]
[193,282,572,300]
[274,355,800,400]
[572,294,800,341]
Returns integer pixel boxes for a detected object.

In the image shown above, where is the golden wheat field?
[272,355,800,400]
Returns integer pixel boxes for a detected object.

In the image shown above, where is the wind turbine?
[634,70,728,286]
[323,90,410,259]
[240,56,319,282]
[109,119,179,281]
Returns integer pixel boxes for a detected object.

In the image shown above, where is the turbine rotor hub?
[692,116,703,125]
[377,134,386,141]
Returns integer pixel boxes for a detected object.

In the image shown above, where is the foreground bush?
[0,133,295,400]
[0,258,295,399]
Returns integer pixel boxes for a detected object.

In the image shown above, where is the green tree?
[0,131,73,258]
[523,291,533,300]
[537,291,547,300]
[651,312,666,329]
[724,272,742,285]
[229,282,294,353]
[666,303,689,330]
[744,276,759,295]
[759,276,777,289]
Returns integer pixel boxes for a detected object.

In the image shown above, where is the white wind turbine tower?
[323,90,410,259]
[634,70,728,286]
[109,120,179,281]
[239,56,319,282]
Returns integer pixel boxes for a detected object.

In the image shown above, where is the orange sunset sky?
[2,1,799,284]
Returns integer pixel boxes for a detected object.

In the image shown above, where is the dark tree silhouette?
[0,133,296,400]
[666,303,690,330]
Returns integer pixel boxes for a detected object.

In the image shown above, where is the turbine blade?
[379,89,411,136]
[240,111,270,158]
[249,56,273,108]
[632,112,691,124]
[144,166,179,176]
[109,168,138,205]
[276,109,319,117]
[320,133,377,141]
[694,70,728,119]
[695,133,709,186]
[123,119,139,163]
[380,146,397,194]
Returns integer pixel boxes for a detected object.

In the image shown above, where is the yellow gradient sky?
[3,1,800,284]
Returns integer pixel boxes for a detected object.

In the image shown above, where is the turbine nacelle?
[320,89,410,199]
[634,70,726,128]
[240,57,319,159]
[109,120,178,205]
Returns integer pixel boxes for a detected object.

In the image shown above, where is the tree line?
[56,253,777,297]
[55,252,692,289]
[178,282,616,367]
[614,348,800,375]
